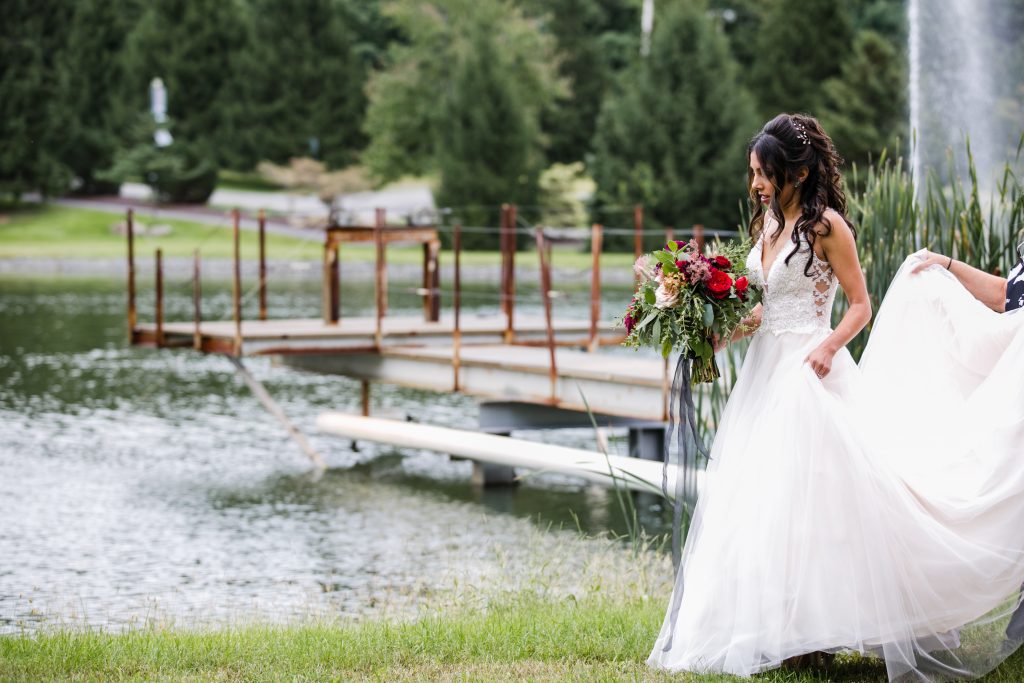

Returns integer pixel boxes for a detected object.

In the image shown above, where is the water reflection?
[0,273,670,633]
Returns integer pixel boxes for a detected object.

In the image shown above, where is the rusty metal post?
[422,241,430,320]
[422,238,441,322]
[588,223,603,352]
[535,228,557,402]
[374,208,386,348]
[193,249,202,351]
[155,248,164,348]
[500,204,517,343]
[232,208,242,356]
[361,380,371,417]
[258,209,267,321]
[126,209,137,343]
[322,233,340,325]
[633,204,644,267]
[500,205,508,316]
[331,243,340,323]
[453,223,462,392]
[694,223,705,253]
[499,204,511,340]
[507,204,517,341]
[499,204,508,316]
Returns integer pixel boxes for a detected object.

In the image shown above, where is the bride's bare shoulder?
[815,208,852,239]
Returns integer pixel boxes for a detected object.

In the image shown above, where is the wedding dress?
[647,217,1024,682]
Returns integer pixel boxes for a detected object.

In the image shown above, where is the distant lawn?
[0,204,637,271]
[0,205,321,261]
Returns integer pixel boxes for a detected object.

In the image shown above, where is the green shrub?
[101,139,218,205]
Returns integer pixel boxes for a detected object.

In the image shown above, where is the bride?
[647,113,1024,681]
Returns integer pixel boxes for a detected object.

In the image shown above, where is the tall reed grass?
[840,137,1024,359]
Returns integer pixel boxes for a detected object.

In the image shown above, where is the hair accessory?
[793,120,810,146]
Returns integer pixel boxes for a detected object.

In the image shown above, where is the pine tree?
[226,0,367,170]
[591,0,758,250]
[56,0,142,194]
[437,24,539,249]
[819,29,906,169]
[0,0,74,198]
[362,0,563,184]
[120,0,248,166]
[748,0,854,119]
[522,0,638,164]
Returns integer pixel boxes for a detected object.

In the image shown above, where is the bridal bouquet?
[622,238,760,384]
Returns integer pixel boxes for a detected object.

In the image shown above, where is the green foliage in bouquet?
[622,239,761,384]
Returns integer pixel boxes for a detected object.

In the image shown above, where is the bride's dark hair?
[746,113,855,276]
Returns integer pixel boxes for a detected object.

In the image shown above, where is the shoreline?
[0,256,638,285]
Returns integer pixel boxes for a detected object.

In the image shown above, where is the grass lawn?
[7,590,1022,682]
[0,204,637,271]
[0,593,873,683]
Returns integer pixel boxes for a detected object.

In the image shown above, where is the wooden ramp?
[288,343,668,420]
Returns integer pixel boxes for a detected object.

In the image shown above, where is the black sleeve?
[1005,259,1024,312]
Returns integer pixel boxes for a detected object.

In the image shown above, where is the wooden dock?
[125,206,680,471]
[135,314,623,356]
[288,342,666,420]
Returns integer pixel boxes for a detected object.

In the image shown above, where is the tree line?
[0,0,946,249]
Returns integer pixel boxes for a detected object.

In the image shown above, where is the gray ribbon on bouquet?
[660,354,710,651]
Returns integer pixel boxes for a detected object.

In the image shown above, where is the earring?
[794,180,801,187]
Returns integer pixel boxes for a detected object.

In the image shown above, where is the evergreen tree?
[523,0,639,164]
[120,0,248,166]
[748,0,854,119]
[56,0,142,194]
[0,0,74,198]
[591,0,758,250]
[437,25,539,248]
[362,0,563,184]
[819,29,906,169]
[709,0,766,93]
[336,0,399,71]
[227,0,367,169]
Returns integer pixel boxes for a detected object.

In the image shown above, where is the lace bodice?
[745,218,837,335]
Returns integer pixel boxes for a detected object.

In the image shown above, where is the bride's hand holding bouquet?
[622,238,762,384]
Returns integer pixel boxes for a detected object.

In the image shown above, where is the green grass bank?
[0,592,886,683]
[0,204,637,271]
[7,593,1024,682]
[6,593,1024,683]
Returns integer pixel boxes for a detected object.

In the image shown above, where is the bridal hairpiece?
[793,121,810,146]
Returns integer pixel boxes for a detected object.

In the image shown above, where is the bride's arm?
[806,211,872,378]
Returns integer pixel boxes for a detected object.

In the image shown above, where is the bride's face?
[749,151,776,206]
[749,151,801,209]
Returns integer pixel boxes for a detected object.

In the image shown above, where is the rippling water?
[0,273,670,633]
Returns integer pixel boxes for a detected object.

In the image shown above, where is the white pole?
[316,412,685,495]
[641,0,655,57]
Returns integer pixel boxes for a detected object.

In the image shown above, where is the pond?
[0,270,673,633]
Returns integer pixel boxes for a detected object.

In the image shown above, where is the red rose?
[735,275,749,294]
[706,269,733,298]
[713,255,731,269]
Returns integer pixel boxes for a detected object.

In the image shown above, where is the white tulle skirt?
[647,253,1024,681]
